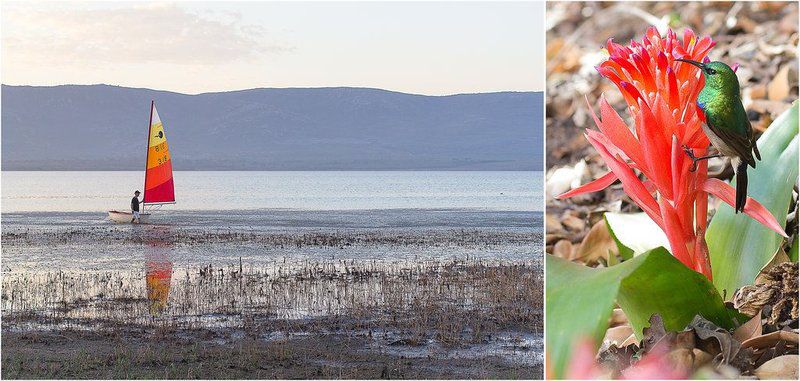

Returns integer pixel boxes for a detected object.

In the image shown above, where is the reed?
[2,258,542,345]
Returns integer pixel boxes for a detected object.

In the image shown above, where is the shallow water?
[2,209,540,272]
[1,171,543,212]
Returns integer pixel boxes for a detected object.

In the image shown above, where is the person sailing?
[131,190,142,223]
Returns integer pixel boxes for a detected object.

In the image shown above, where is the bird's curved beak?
[675,58,705,69]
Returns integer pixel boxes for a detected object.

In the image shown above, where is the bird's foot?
[682,145,699,172]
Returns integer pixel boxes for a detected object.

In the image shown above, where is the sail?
[143,102,175,204]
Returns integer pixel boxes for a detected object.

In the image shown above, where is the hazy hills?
[1,84,542,171]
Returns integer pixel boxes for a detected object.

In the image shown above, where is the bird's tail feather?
[735,160,748,213]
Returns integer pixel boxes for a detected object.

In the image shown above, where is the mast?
[142,100,154,213]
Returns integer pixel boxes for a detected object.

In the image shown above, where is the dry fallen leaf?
[552,239,574,260]
[768,64,793,102]
[733,314,763,343]
[741,330,800,351]
[603,325,634,347]
[572,219,617,264]
[685,315,741,365]
[666,348,695,373]
[561,214,586,232]
[620,334,638,347]
[754,355,799,380]
[734,260,798,325]
[733,284,775,317]
[546,213,564,234]
[609,308,629,327]
[692,348,713,370]
[747,83,768,100]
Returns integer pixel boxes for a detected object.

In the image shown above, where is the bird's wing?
[704,107,756,167]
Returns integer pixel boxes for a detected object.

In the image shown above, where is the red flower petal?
[633,53,657,92]
[693,37,715,60]
[620,81,645,108]
[667,68,680,113]
[586,133,664,228]
[592,96,646,165]
[693,225,712,281]
[658,197,695,270]
[683,29,696,51]
[695,159,709,232]
[597,65,623,87]
[556,171,619,199]
[616,59,643,87]
[670,136,684,207]
[701,178,789,238]
[636,100,673,198]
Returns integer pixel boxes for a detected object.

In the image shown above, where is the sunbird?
[676,58,760,214]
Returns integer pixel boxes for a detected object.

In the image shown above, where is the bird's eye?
[706,68,716,75]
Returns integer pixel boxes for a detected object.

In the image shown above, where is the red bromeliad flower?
[557,26,787,280]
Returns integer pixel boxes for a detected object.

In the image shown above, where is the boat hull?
[108,210,151,224]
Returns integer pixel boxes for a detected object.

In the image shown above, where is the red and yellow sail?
[143,102,175,204]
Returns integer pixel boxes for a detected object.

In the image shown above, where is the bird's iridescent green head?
[675,59,740,95]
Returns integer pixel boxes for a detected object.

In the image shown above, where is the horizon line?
[1,83,543,98]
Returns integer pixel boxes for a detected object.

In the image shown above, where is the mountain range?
[1,84,542,170]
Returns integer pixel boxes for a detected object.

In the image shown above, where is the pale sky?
[1,1,544,95]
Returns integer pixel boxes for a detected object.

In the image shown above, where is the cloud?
[1,2,291,67]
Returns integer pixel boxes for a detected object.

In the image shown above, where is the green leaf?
[546,248,742,379]
[605,212,670,259]
[707,102,799,297]
[790,238,798,262]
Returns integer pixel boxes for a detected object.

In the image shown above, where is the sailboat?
[108,101,175,223]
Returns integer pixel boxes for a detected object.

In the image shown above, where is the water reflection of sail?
[145,230,174,316]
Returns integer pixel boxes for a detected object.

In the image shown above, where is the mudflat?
[2,209,542,379]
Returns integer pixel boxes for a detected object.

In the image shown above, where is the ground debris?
[733,262,799,327]
[597,312,799,378]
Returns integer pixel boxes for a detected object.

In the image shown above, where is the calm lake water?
[1,171,542,213]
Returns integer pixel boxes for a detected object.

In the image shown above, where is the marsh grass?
[3,258,541,342]
[2,222,543,378]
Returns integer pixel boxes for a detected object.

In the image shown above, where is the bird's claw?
[682,145,699,172]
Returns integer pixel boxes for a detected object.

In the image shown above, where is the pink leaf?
[701,178,789,238]
[587,129,629,162]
